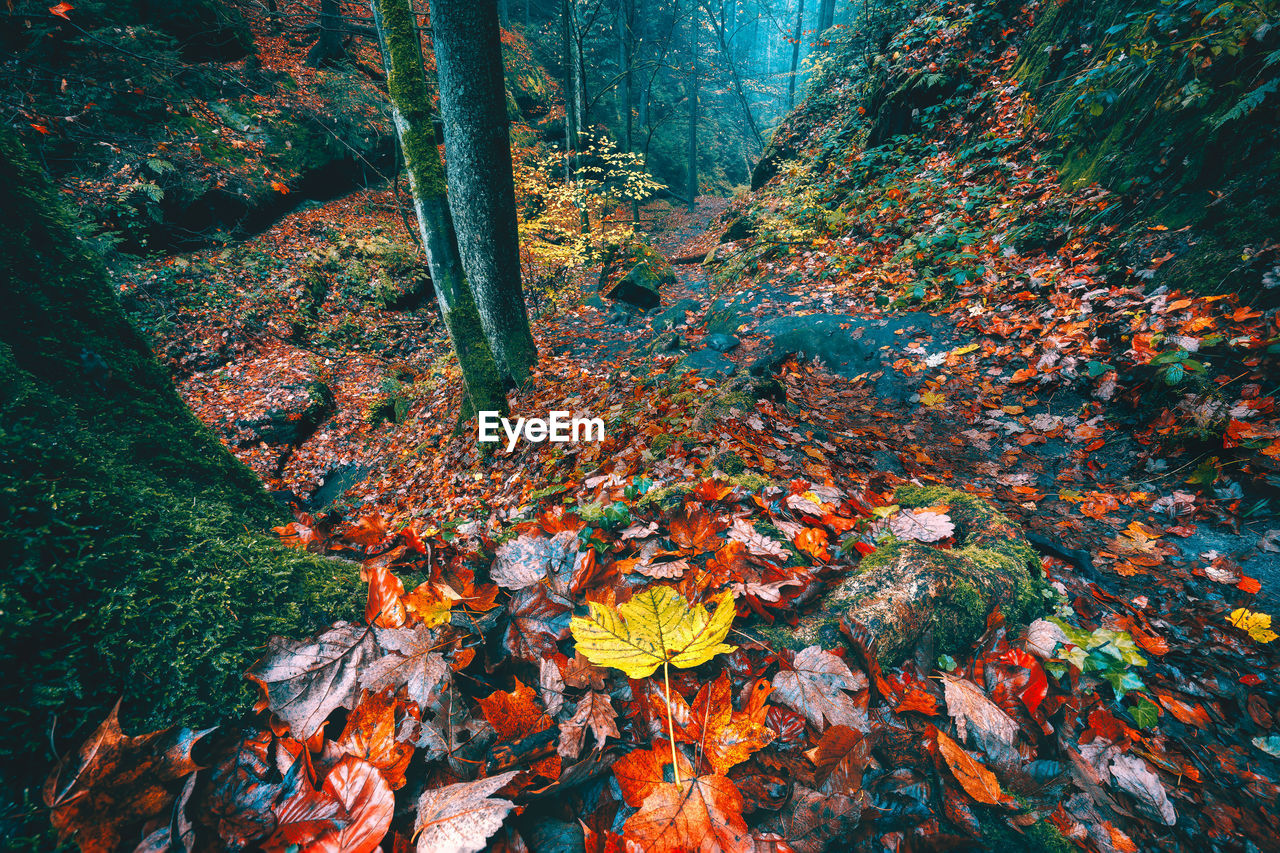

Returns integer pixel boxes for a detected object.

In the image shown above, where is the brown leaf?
[414,771,520,853]
[247,622,377,739]
[804,724,868,794]
[936,729,1005,806]
[941,673,1017,748]
[774,784,861,853]
[361,624,450,710]
[44,703,206,853]
[623,775,749,852]
[772,646,868,731]
[558,690,620,758]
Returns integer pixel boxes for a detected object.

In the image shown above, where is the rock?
[1175,526,1280,610]
[672,349,736,379]
[704,289,802,336]
[749,486,1046,668]
[748,312,957,404]
[704,333,740,353]
[602,244,675,311]
[233,381,334,447]
[649,331,685,353]
[307,464,369,511]
[651,298,700,330]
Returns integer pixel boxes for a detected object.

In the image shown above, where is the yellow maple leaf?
[919,390,946,408]
[1228,608,1278,643]
[570,587,737,679]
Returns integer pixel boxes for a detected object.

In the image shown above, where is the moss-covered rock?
[0,130,361,816]
[753,486,1045,667]
[603,242,675,310]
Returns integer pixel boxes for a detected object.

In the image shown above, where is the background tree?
[431,0,539,385]
[372,0,509,416]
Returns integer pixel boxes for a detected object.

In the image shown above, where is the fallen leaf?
[414,771,519,853]
[247,622,377,739]
[570,586,736,679]
[623,775,749,852]
[936,729,1005,806]
[772,646,868,731]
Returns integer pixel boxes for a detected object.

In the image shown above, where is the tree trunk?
[621,0,639,222]
[372,0,509,416]
[429,0,538,385]
[307,0,346,66]
[0,129,362,813]
[787,0,806,111]
[686,0,699,211]
[818,0,835,34]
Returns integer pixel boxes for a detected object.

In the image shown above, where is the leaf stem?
[663,659,682,786]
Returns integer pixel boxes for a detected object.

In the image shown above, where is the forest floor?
[77,19,1280,852]
[96,178,1280,850]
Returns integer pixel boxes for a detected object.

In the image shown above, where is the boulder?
[704,333,740,353]
[233,381,334,447]
[651,297,700,330]
[672,349,736,379]
[751,486,1046,668]
[748,312,956,404]
[602,243,675,311]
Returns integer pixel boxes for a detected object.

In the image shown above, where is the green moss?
[710,451,746,475]
[0,130,361,819]
[376,0,447,198]
[978,809,1074,853]
[636,482,692,512]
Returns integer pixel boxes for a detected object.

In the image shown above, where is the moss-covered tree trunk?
[430,0,539,385]
[371,0,509,418]
[0,129,361,817]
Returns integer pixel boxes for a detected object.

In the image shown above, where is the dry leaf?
[414,771,520,853]
[772,646,868,731]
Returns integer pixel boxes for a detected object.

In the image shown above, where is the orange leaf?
[44,703,205,853]
[477,679,559,779]
[895,687,939,716]
[622,775,749,853]
[613,743,694,808]
[1009,367,1037,384]
[936,729,1005,806]
[363,561,406,628]
[794,526,831,562]
[49,2,73,20]
[1238,576,1261,594]
[314,756,394,853]
[336,691,414,789]
[668,504,726,554]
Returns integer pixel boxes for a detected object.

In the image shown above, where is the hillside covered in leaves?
[5,0,1280,850]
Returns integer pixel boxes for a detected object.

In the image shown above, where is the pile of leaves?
[44,459,1280,850]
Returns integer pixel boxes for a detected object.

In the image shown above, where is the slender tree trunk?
[701,0,763,152]
[371,0,508,416]
[622,0,639,222]
[686,0,698,211]
[818,0,835,34]
[787,0,806,111]
[498,0,510,28]
[307,0,346,66]
[429,0,538,384]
